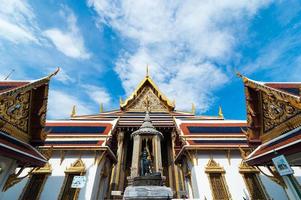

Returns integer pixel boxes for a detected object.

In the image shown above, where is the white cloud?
[53,68,74,84]
[43,9,91,59]
[88,0,271,113]
[82,84,111,105]
[0,0,39,44]
[47,90,93,119]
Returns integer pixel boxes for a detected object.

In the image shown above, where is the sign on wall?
[272,155,294,176]
[71,176,86,188]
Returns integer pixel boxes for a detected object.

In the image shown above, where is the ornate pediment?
[0,68,59,143]
[238,73,301,143]
[0,91,30,133]
[262,92,301,132]
[120,76,175,112]
[126,86,169,112]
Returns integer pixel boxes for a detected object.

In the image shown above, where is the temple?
[1,71,300,200]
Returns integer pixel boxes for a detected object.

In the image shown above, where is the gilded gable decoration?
[120,75,175,112]
[239,162,259,173]
[205,159,225,173]
[65,159,86,173]
[237,73,301,142]
[262,92,300,132]
[0,91,30,132]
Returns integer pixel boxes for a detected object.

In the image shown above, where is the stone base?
[133,173,163,186]
[123,186,173,200]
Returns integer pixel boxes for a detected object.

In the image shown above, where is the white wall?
[1,150,108,200]
[186,150,289,200]
[190,151,249,200]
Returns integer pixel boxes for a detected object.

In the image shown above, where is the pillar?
[152,135,163,175]
[130,134,142,178]
[114,131,125,190]
[109,131,125,197]
[283,175,301,200]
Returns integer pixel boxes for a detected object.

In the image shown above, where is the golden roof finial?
[99,103,104,113]
[218,106,224,118]
[191,103,196,115]
[146,64,149,77]
[173,99,176,107]
[71,105,76,117]
[119,97,123,105]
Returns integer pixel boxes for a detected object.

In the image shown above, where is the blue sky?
[1,0,301,120]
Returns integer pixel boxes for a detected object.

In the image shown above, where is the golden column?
[115,131,125,190]
[109,131,125,193]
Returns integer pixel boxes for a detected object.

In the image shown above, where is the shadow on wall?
[39,176,65,200]
[259,174,288,200]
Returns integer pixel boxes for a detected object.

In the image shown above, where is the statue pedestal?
[123,186,172,200]
[124,174,172,200]
[132,173,163,186]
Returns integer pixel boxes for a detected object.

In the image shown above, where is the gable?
[126,85,169,112]
[120,76,175,112]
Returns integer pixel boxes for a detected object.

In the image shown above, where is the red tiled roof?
[0,131,47,167]
[264,83,301,96]
[0,81,30,93]
[246,127,301,165]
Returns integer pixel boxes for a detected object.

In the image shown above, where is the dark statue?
[140,147,152,176]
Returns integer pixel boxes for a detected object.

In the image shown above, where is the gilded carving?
[0,91,30,132]
[2,167,35,192]
[262,92,300,132]
[127,86,168,112]
[205,159,225,173]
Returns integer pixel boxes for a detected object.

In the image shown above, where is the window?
[239,162,268,200]
[209,173,229,200]
[60,173,81,200]
[20,163,51,200]
[58,159,85,200]
[205,159,231,200]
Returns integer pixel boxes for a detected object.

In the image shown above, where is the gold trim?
[205,159,225,173]
[239,162,259,173]
[65,159,85,173]
[261,114,301,142]
[32,163,52,174]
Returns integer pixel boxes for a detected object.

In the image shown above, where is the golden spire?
[218,106,224,118]
[146,64,149,77]
[191,103,196,115]
[71,105,76,117]
[119,97,123,105]
[99,103,103,113]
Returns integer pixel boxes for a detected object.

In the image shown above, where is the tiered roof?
[40,73,248,163]
[0,68,59,166]
[238,74,301,166]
